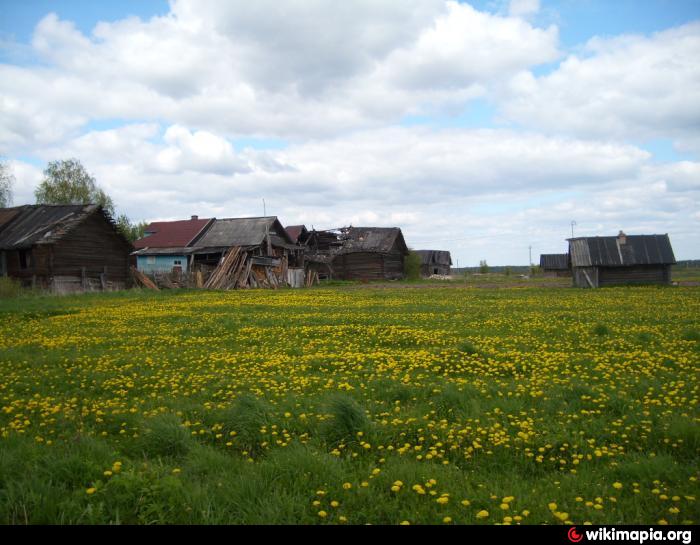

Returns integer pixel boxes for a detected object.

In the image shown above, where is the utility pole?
[529,245,532,266]
[263,198,266,216]
[571,220,576,238]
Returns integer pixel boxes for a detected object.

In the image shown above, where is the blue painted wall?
[137,255,188,273]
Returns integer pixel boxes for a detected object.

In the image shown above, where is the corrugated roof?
[415,250,452,266]
[336,227,408,255]
[193,216,294,249]
[540,253,569,270]
[0,204,102,250]
[568,235,675,267]
[133,218,212,249]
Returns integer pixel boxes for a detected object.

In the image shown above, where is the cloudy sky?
[1,0,699,265]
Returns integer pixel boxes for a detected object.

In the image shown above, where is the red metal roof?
[133,218,212,249]
[285,225,307,243]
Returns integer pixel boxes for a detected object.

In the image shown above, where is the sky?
[1,0,699,265]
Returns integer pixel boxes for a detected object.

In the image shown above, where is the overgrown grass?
[0,285,698,524]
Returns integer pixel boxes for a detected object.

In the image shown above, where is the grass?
[0,285,698,525]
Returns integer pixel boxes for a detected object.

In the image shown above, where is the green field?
[0,285,698,525]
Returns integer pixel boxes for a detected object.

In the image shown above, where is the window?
[174,260,181,265]
[147,256,156,265]
[19,249,32,269]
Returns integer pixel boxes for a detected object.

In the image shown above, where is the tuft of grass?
[219,393,270,454]
[321,394,369,444]
[592,323,610,336]
[681,329,699,342]
[457,340,478,355]
[138,414,193,459]
[0,277,25,298]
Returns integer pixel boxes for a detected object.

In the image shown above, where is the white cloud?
[0,1,560,152]
[1,2,698,264]
[501,22,700,152]
[508,0,540,19]
[12,123,697,263]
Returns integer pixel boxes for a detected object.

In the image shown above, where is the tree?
[0,160,14,208]
[35,159,115,216]
[479,260,489,274]
[116,214,149,243]
[403,250,421,280]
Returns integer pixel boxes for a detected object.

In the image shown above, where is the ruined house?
[306,226,409,281]
[568,232,675,288]
[0,204,131,292]
[415,250,452,277]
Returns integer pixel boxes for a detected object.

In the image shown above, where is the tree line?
[0,158,148,243]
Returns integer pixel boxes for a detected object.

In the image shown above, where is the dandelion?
[476,510,489,519]
[318,511,327,518]
[612,482,623,490]
[86,487,96,495]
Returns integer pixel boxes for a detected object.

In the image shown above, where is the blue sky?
[1,1,698,263]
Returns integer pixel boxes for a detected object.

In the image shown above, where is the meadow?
[0,284,698,525]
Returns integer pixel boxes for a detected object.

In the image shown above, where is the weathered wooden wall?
[51,213,131,283]
[598,265,670,286]
[573,265,670,287]
[332,248,405,280]
[2,212,130,291]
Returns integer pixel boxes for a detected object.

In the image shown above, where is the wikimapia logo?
[567,527,693,544]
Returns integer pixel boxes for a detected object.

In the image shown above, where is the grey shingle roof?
[335,227,408,255]
[0,204,103,250]
[540,253,569,270]
[193,216,294,249]
[415,250,452,266]
[568,235,675,267]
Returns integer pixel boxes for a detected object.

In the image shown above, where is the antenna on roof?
[571,220,577,238]
[263,198,266,217]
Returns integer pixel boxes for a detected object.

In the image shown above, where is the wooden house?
[415,250,452,277]
[132,216,213,274]
[191,216,305,288]
[539,253,571,276]
[330,227,409,281]
[568,232,675,288]
[0,204,131,292]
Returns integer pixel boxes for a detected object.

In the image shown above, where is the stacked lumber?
[203,247,256,289]
[130,266,159,291]
[305,270,319,287]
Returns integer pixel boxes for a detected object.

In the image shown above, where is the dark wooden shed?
[568,232,675,288]
[331,227,409,281]
[539,253,571,277]
[0,204,132,292]
[415,250,452,277]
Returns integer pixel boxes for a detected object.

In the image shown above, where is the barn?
[415,250,452,277]
[0,204,132,292]
[568,232,675,288]
[330,227,409,281]
[539,253,571,277]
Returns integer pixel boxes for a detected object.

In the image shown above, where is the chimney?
[191,215,198,221]
[618,230,627,245]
